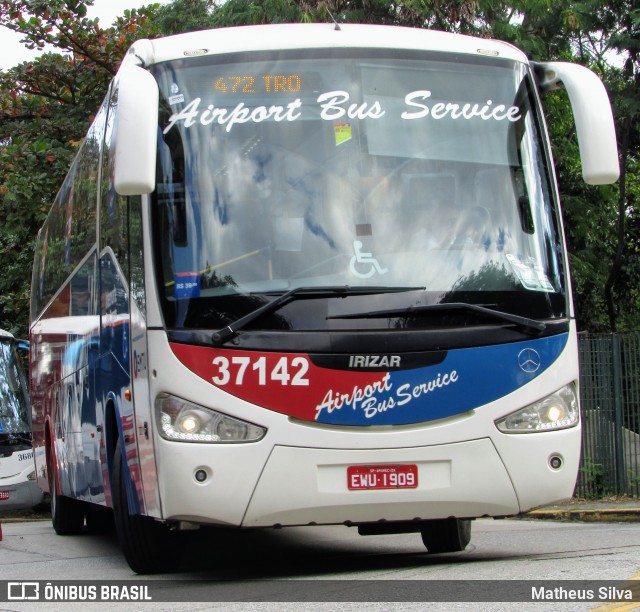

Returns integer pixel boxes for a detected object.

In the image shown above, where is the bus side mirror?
[536,61,619,185]
[114,65,159,196]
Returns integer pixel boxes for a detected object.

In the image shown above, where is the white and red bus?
[29,24,618,573]
[0,330,43,511]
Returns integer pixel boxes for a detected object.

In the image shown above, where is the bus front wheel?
[112,439,173,574]
[421,518,471,554]
[48,445,85,535]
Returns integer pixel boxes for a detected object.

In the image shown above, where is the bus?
[29,24,619,573]
[0,330,43,511]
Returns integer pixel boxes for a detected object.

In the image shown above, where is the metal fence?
[576,332,640,498]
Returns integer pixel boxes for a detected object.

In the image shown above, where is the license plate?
[0,491,10,500]
[347,464,418,490]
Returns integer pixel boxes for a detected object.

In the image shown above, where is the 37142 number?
[211,355,310,387]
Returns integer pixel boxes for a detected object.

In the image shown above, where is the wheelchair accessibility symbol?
[349,240,388,279]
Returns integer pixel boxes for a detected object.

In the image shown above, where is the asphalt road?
[1,517,639,611]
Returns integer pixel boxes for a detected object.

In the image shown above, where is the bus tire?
[48,446,85,535]
[85,504,114,534]
[421,518,471,554]
[112,439,172,574]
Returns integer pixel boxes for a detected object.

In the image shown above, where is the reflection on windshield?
[151,50,566,331]
[0,340,30,437]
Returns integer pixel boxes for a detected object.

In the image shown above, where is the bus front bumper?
[158,438,536,527]
[0,479,44,512]
[241,438,518,527]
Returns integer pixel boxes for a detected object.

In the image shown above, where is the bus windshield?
[0,336,31,446]
[151,49,566,333]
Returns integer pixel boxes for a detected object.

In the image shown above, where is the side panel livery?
[29,83,155,514]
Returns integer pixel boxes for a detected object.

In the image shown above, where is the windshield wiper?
[327,302,546,335]
[212,285,423,346]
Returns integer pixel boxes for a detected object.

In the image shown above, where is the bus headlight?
[155,393,266,443]
[495,384,579,433]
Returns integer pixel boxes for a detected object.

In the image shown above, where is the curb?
[525,508,640,522]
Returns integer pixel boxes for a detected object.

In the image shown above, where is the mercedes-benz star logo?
[518,348,541,373]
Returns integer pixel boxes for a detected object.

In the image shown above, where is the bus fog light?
[195,469,208,482]
[549,455,563,470]
[156,393,266,443]
[495,384,579,433]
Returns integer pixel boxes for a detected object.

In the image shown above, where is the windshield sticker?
[349,240,388,279]
[168,83,184,105]
[506,254,555,292]
[163,97,303,134]
[402,91,522,122]
[174,272,201,299]
[334,122,352,146]
[317,91,386,120]
[163,90,522,135]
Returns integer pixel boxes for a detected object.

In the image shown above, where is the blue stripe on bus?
[314,333,569,425]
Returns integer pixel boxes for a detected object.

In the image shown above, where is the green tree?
[0,1,159,336]
[545,1,640,331]
[151,0,217,34]
[586,1,640,332]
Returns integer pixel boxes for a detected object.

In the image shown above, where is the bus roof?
[0,329,14,340]
[125,23,529,69]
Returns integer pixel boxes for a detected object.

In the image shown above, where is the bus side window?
[101,83,131,277]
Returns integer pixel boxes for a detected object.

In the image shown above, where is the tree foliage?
[0,1,159,336]
[0,0,637,336]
